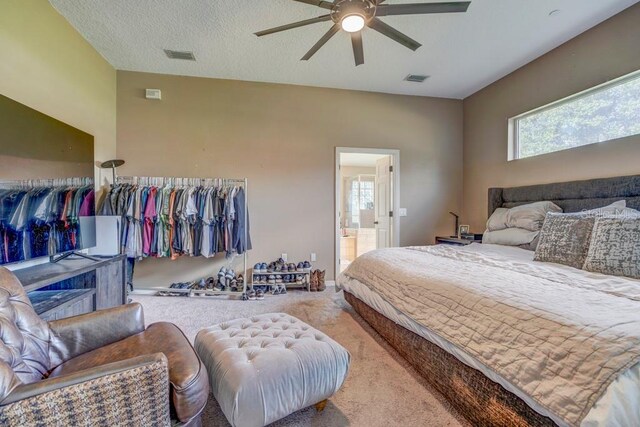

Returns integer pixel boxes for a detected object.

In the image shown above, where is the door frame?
[335,147,400,278]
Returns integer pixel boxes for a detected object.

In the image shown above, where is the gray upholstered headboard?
[488,174,640,217]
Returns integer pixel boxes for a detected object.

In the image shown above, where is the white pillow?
[486,208,509,232]
[581,200,626,215]
[482,228,540,246]
[615,207,640,218]
[505,201,562,231]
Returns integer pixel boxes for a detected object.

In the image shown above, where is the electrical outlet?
[310,253,317,262]
[281,253,288,262]
[399,208,408,217]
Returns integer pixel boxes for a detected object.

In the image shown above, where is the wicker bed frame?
[343,175,640,427]
[344,291,555,427]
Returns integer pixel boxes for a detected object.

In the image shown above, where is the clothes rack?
[0,177,95,264]
[0,177,93,189]
[112,176,250,300]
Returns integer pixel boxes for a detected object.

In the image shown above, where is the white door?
[375,156,392,249]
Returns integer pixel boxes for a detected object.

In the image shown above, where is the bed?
[337,174,640,427]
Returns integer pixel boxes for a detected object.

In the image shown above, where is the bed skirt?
[343,291,556,427]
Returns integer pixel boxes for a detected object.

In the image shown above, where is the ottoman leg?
[315,399,328,412]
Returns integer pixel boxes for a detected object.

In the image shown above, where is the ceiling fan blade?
[255,15,332,37]
[351,32,364,66]
[301,23,341,61]
[377,2,471,16]
[292,0,334,9]
[368,18,422,51]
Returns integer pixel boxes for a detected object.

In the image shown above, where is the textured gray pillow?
[583,217,640,279]
[533,213,595,269]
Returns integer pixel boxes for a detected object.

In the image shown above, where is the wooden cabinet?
[14,256,126,321]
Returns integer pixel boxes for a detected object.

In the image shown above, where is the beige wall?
[0,0,117,187]
[117,71,463,285]
[463,3,640,231]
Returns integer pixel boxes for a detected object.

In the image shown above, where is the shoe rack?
[251,271,312,292]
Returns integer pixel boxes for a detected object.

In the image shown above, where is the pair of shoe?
[248,287,265,300]
[170,282,191,290]
[271,284,288,295]
[189,279,207,290]
[309,270,326,292]
[253,263,268,273]
[296,261,312,272]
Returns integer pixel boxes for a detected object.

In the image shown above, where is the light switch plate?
[311,253,317,262]
[281,253,288,262]
[399,208,408,217]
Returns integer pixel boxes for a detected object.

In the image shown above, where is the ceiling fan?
[255,0,471,66]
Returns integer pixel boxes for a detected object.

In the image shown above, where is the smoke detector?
[145,89,162,100]
[164,49,196,61]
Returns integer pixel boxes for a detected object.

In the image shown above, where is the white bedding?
[337,243,640,427]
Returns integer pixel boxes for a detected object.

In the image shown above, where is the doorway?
[335,148,400,275]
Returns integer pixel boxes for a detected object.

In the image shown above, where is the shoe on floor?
[256,289,265,300]
[309,270,318,292]
[316,270,326,291]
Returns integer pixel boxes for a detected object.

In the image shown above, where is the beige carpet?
[132,288,469,427]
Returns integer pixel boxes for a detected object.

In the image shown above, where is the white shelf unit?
[252,270,312,292]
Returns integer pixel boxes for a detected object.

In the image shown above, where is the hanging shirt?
[142,187,157,257]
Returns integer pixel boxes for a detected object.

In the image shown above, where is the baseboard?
[130,289,158,295]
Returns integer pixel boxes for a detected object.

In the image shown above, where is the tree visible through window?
[511,71,640,160]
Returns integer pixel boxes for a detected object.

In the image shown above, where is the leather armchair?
[0,268,209,427]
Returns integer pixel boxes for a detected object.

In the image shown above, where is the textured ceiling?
[50,0,639,99]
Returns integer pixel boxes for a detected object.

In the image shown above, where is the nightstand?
[436,236,482,246]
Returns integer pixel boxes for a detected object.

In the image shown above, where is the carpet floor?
[132,288,469,427]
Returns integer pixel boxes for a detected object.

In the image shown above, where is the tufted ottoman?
[194,313,350,427]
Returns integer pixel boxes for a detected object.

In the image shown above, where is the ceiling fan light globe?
[341,14,365,33]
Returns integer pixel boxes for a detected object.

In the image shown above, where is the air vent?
[164,49,196,61]
[404,74,429,83]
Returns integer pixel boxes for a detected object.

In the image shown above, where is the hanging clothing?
[98,179,251,261]
[0,183,94,264]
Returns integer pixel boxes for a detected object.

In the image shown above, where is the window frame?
[508,69,640,161]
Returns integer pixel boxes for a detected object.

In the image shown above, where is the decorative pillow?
[583,217,640,279]
[482,228,540,246]
[486,208,509,231]
[505,201,562,231]
[533,213,595,269]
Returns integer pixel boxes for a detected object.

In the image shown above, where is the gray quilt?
[339,245,640,426]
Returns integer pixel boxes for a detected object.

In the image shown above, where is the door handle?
[374,221,379,225]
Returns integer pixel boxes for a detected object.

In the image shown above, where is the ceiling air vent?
[404,74,429,83]
[164,49,196,61]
